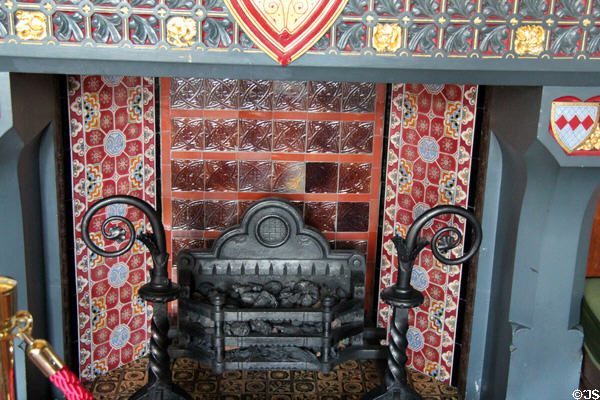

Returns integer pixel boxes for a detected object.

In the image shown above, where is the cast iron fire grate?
[169,197,384,373]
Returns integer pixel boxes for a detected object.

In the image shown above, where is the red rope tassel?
[48,367,93,400]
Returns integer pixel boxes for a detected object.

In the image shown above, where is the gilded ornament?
[373,23,402,52]
[15,10,47,41]
[166,16,197,47]
[578,125,600,151]
[514,25,545,56]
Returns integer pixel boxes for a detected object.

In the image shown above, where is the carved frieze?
[0,0,599,64]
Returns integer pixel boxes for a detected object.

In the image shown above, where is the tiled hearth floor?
[85,357,462,399]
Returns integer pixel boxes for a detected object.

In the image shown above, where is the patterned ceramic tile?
[204,119,238,151]
[272,161,305,193]
[339,162,372,194]
[342,82,377,113]
[305,162,339,193]
[307,120,341,153]
[239,119,272,152]
[239,160,273,192]
[170,78,203,110]
[337,202,370,232]
[240,80,273,111]
[305,202,336,232]
[161,78,386,318]
[205,160,238,191]
[205,79,239,110]
[308,81,342,112]
[171,160,204,192]
[68,75,155,380]
[377,83,478,384]
[272,81,308,111]
[273,120,307,153]
[341,121,375,154]
[170,118,204,151]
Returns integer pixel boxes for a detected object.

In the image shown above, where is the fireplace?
[2,1,600,397]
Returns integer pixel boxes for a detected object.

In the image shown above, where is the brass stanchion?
[0,276,93,400]
[0,276,17,400]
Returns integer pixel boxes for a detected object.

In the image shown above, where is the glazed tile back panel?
[160,79,386,315]
[67,75,156,380]
[378,84,478,384]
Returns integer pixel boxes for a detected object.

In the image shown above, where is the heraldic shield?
[551,101,600,153]
[224,0,348,66]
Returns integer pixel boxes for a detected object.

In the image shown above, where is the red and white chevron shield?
[223,0,348,66]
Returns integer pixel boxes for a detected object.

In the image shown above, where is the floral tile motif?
[68,75,155,380]
[378,83,478,384]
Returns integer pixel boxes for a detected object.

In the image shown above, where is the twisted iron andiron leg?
[363,205,482,400]
[82,195,191,400]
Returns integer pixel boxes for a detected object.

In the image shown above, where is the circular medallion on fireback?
[417,136,440,163]
[256,215,290,247]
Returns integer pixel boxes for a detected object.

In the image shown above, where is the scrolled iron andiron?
[82,195,191,400]
[365,205,482,400]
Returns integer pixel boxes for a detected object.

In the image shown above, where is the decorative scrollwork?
[81,195,190,400]
[81,195,166,259]
[367,205,481,400]
[399,205,482,268]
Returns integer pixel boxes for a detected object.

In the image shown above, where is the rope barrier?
[49,367,93,400]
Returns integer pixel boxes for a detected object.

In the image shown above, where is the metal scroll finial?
[81,195,191,400]
[364,205,482,400]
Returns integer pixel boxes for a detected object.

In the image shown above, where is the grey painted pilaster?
[0,129,28,400]
[466,86,600,399]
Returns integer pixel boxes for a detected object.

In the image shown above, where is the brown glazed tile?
[204,79,239,110]
[204,119,238,151]
[172,199,204,230]
[171,118,204,151]
[240,80,273,111]
[341,121,374,154]
[204,200,238,230]
[238,200,253,219]
[305,162,338,193]
[239,160,273,192]
[171,159,204,191]
[341,82,376,113]
[307,121,340,153]
[272,162,305,193]
[170,78,203,109]
[239,119,272,152]
[205,160,238,191]
[339,162,372,194]
[337,202,369,232]
[272,81,308,111]
[305,202,336,232]
[289,201,304,217]
[335,240,368,254]
[172,237,206,260]
[273,120,306,152]
[308,81,342,112]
